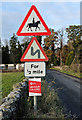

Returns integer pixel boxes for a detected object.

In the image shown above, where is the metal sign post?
[34,96,37,113]
[17,5,50,115]
[29,77,41,113]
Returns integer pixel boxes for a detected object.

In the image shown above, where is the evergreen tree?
[66,25,81,50]
[16,41,22,63]
[10,33,18,64]
[36,36,42,45]
[2,45,10,64]
[66,25,81,64]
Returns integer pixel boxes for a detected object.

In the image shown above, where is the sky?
[0,2,80,45]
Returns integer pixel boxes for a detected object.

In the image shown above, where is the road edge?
[49,69,81,83]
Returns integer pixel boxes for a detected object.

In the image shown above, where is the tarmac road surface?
[45,69,80,118]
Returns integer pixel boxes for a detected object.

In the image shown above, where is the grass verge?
[2,72,24,98]
[50,67,81,79]
[24,79,65,119]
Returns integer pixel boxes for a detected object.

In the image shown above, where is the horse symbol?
[26,18,41,31]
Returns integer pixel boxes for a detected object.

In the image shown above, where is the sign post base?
[34,96,37,114]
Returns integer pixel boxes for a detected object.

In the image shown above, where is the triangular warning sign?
[20,37,48,62]
[17,5,51,36]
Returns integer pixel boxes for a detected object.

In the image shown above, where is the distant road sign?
[29,78,41,96]
[21,37,48,62]
[24,62,45,77]
[17,5,51,36]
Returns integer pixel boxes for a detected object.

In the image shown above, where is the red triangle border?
[17,5,51,36]
[20,37,48,62]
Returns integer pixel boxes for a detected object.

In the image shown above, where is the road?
[45,69,80,118]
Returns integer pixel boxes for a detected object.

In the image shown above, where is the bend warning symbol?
[17,5,51,36]
[20,37,48,62]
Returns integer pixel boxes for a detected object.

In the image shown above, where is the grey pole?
[34,96,37,113]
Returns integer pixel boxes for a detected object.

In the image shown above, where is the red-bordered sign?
[17,5,51,36]
[20,37,48,62]
[29,81,41,93]
[29,78,41,96]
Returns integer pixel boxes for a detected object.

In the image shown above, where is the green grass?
[50,67,81,78]
[2,72,24,98]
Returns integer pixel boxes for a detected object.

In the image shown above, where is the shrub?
[70,64,80,73]
[25,79,65,119]
[65,51,74,65]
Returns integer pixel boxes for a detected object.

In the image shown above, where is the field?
[2,72,24,98]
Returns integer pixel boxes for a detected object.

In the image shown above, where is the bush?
[70,64,80,73]
[25,79,65,119]
[65,51,74,65]
[54,56,58,66]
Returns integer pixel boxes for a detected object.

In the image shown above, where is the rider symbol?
[33,18,35,24]
[26,18,40,31]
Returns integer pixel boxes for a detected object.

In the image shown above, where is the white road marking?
[75,84,80,88]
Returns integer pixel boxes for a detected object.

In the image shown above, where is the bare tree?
[57,28,66,66]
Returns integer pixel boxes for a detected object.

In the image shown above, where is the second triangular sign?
[20,37,48,62]
[17,5,51,36]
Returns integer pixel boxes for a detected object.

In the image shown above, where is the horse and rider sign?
[17,5,51,97]
[17,5,51,36]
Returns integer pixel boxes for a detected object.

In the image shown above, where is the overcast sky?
[0,2,80,45]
